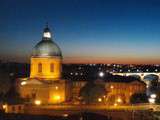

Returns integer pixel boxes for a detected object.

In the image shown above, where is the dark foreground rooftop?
[0,112,111,120]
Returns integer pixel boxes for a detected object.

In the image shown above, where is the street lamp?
[55,86,58,90]
[150,94,156,99]
[34,100,41,105]
[21,81,27,86]
[2,104,8,113]
[117,98,122,103]
[110,85,114,89]
[99,72,104,77]
[114,103,117,106]
[54,95,61,101]
[148,94,157,104]
[98,98,102,102]
[148,98,155,104]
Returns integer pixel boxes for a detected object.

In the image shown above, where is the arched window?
[38,63,42,73]
[50,63,54,72]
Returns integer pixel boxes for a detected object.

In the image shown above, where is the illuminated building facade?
[18,25,71,104]
[72,80,146,104]
[106,80,146,104]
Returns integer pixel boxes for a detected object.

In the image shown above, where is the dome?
[32,25,62,58]
[32,40,62,57]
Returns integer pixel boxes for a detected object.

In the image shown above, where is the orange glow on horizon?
[63,57,160,65]
[3,55,160,65]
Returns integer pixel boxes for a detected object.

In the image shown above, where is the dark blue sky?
[1,0,160,64]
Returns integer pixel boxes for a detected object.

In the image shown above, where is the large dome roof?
[32,40,62,57]
[32,26,62,58]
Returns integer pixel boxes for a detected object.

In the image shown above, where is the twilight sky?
[1,0,160,64]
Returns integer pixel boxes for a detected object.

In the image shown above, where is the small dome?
[32,25,62,58]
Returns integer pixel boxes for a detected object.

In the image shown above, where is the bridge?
[111,72,160,82]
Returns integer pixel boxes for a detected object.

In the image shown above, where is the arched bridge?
[112,72,160,82]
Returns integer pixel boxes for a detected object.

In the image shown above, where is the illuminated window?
[38,63,42,73]
[50,63,54,72]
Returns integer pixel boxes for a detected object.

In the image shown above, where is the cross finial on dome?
[46,22,49,28]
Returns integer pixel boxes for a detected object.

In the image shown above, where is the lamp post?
[148,94,157,111]
[34,100,41,105]
[149,94,156,104]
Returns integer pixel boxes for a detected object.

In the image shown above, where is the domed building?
[30,25,62,80]
[16,25,146,107]
[18,25,72,104]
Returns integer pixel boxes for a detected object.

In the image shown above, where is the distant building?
[106,80,146,104]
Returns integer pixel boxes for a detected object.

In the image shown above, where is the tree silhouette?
[3,73,24,104]
[130,93,148,104]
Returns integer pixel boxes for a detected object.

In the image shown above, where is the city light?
[2,104,7,109]
[99,72,104,77]
[117,98,122,103]
[55,86,58,90]
[110,85,114,89]
[114,103,117,106]
[150,94,156,99]
[63,114,69,117]
[54,95,61,101]
[78,67,82,70]
[148,94,157,104]
[148,98,155,104]
[2,104,7,112]
[21,81,27,86]
[34,100,41,105]
[98,98,102,102]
